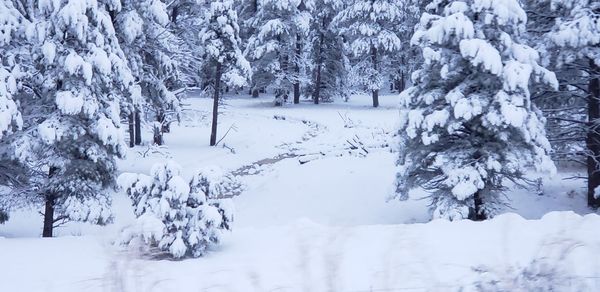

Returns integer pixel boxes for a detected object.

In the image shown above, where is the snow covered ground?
[1,93,599,291]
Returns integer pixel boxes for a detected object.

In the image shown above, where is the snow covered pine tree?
[114,0,181,147]
[200,0,251,146]
[244,0,311,106]
[333,0,404,107]
[5,0,141,236]
[119,162,235,259]
[538,0,600,208]
[394,0,558,220]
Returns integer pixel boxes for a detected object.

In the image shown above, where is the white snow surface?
[0,93,598,291]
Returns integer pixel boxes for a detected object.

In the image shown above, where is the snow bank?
[1,212,599,291]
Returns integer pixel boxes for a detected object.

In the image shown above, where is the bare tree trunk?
[210,62,222,146]
[128,111,135,148]
[293,34,301,104]
[134,108,142,145]
[42,167,58,238]
[371,46,379,108]
[313,32,324,105]
[587,61,600,209]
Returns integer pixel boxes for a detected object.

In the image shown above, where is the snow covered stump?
[118,162,236,259]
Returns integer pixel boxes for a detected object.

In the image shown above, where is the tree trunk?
[371,46,379,108]
[587,61,600,209]
[293,34,301,104]
[210,62,222,146]
[314,32,324,105]
[42,167,58,238]
[252,88,260,98]
[134,108,142,145]
[42,195,55,237]
[128,111,135,148]
[470,190,486,221]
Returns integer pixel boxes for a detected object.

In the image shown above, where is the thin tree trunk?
[42,196,55,237]
[293,34,301,104]
[42,167,58,238]
[210,62,222,146]
[314,32,324,105]
[128,111,135,148]
[153,112,164,146]
[371,46,379,108]
[134,108,142,145]
[587,61,600,209]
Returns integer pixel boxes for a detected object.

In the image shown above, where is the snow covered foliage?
[333,0,404,106]
[200,0,251,89]
[308,0,349,103]
[114,0,181,145]
[119,162,235,259]
[244,0,312,105]
[1,1,142,231]
[0,1,27,139]
[395,0,559,220]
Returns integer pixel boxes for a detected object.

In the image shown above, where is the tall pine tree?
[394,0,558,220]
[200,0,251,146]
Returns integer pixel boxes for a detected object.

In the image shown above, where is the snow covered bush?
[119,162,236,259]
[394,0,559,220]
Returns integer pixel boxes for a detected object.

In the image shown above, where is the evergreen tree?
[333,0,404,107]
[200,0,251,146]
[114,0,181,146]
[245,0,312,106]
[394,0,558,220]
[119,161,235,259]
[309,0,349,103]
[6,0,140,236]
[527,0,600,208]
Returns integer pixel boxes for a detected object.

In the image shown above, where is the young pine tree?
[200,0,251,146]
[394,0,558,220]
[119,162,235,259]
[333,0,404,107]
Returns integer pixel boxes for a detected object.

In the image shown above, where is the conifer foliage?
[119,162,236,259]
[394,0,559,220]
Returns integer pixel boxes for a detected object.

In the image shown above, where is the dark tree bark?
[371,46,379,108]
[313,31,324,105]
[134,108,142,145]
[153,111,165,146]
[210,62,222,146]
[252,88,260,98]
[587,61,600,209]
[293,34,302,104]
[128,111,135,148]
[42,167,58,238]
[469,190,487,221]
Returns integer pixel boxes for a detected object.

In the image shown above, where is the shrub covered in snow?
[118,161,236,259]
